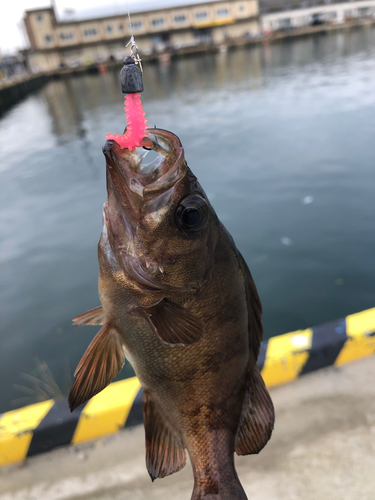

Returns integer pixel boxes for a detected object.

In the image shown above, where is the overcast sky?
[0,0,211,54]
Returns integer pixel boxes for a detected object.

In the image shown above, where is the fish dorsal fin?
[236,365,275,455]
[131,298,205,346]
[143,390,186,481]
[68,322,125,411]
[72,306,105,326]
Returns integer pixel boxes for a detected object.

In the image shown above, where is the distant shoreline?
[1,18,374,114]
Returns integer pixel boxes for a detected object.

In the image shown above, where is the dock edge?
[1,307,374,467]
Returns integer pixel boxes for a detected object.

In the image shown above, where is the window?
[279,18,291,28]
[217,8,230,17]
[106,25,113,33]
[59,32,74,40]
[174,14,187,23]
[239,5,245,11]
[45,35,52,43]
[151,18,165,26]
[195,11,208,20]
[37,14,43,22]
[118,24,124,31]
[84,28,97,37]
[132,21,143,29]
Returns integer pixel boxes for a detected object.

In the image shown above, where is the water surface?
[1,28,375,413]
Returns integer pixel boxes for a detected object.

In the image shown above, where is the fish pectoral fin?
[143,390,186,481]
[236,364,275,455]
[72,306,106,326]
[68,322,125,412]
[130,298,205,346]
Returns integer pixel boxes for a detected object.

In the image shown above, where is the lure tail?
[106,93,148,151]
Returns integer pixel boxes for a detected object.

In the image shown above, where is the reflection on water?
[1,28,375,413]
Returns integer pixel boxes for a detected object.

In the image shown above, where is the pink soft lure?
[106,93,148,151]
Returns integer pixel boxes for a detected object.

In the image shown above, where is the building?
[24,1,260,72]
[260,0,375,32]
[0,53,27,80]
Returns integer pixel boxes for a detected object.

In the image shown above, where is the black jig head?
[120,56,144,94]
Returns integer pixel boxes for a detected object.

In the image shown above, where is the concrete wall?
[28,51,62,72]
[25,9,57,50]
[211,19,260,42]
[236,0,258,18]
[170,30,197,48]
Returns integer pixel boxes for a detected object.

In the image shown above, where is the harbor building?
[24,1,260,72]
[260,0,375,32]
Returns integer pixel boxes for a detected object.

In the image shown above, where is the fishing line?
[124,0,143,71]
[105,0,147,149]
[125,0,134,43]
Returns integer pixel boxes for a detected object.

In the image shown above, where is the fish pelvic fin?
[130,298,205,346]
[68,322,125,412]
[235,364,275,455]
[143,390,186,481]
[72,306,106,326]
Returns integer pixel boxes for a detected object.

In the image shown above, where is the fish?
[69,128,274,500]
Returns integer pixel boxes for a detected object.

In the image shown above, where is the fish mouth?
[103,128,186,204]
[102,128,195,292]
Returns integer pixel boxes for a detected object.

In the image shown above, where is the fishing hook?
[126,36,143,73]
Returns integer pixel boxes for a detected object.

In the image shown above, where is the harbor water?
[1,28,375,414]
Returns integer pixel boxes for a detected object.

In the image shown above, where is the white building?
[260,0,375,32]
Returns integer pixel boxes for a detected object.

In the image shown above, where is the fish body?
[69,129,274,500]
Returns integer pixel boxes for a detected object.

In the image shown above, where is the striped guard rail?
[1,307,374,467]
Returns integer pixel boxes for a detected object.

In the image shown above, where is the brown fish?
[69,129,274,500]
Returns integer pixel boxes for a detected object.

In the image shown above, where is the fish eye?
[175,194,208,234]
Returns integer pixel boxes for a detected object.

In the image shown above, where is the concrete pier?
[1,355,373,500]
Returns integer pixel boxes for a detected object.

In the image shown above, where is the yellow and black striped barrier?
[1,307,374,467]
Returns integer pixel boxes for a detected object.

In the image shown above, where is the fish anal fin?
[131,298,204,346]
[68,322,125,412]
[72,306,105,326]
[143,390,186,481]
[236,365,275,455]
